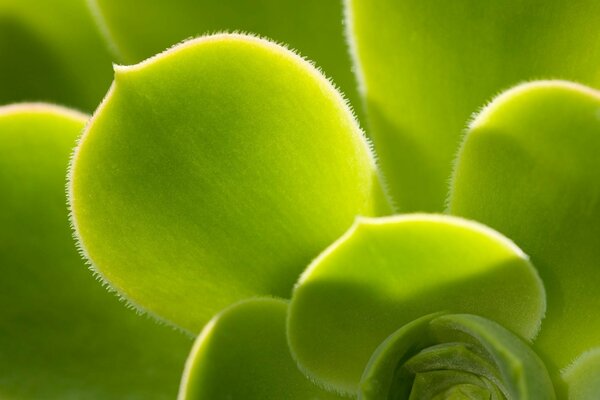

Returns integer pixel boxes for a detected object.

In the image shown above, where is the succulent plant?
[1,1,599,399]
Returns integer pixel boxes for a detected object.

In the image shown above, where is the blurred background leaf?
[0,104,191,399]
[348,0,600,211]
[0,0,113,112]
[89,0,364,120]
[563,348,600,400]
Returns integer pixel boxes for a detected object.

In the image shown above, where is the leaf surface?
[69,33,391,333]
[287,214,545,395]
[360,313,555,400]
[0,0,113,111]
[347,0,600,211]
[89,0,363,119]
[449,81,600,385]
[563,348,600,400]
[179,298,344,400]
[0,104,191,399]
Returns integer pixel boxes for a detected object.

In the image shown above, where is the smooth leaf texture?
[89,0,363,119]
[449,81,600,382]
[360,313,555,400]
[0,0,113,111]
[179,298,344,400]
[287,214,545,395]
[69,33,391,333]
[563,348,600,400]
[0,104,191,398]
[347,0,600,211]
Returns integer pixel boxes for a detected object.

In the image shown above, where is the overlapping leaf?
[0,104,191,398]
[564,348,600,400]
[89,0,363,119]
[179,298,344,400]
[288,214,545,395]
[69,33,391,333]
[0,0,113,111]
[360,313,555,399]
[449,81,600,392]
[348,0,600,211]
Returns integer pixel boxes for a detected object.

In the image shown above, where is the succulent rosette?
[1,1,599,399]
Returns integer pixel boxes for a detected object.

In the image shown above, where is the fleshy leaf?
[89,0,363,119]
[0,0,113,111]
[69,33,391,333]
[0,104,191,398]
[449,81,600,385]
[563,348,600,400]
[360,313,555,400]
[287,214,545,395]
[347,0,600,211]
[179,298,344,399]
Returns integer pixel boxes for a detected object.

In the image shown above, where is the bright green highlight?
[0,104,191,399]
[70,33,391,333]
[89,0,363,119]
[361,313,555,400]
[563,348,600,400]
[449,81,600,380]
[347,0,600,211]
[179,298,343,399]
[0,0,113,111]
[288,214,545,395]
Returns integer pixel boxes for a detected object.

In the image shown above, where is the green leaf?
[179,298,344,399]
[287,214,545,395]
[449,81,600,383]
[347,0,600,211]
[563,348,600,400]
[360,313,555,400]
[0,104,191,398]
[0,0,113,111]
[69,33,391,333]
[89,0,363,120]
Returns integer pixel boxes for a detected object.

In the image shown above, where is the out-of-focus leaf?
[89,0,363,119]
[361,313,555,400]
[0,103,191,399]
[449,80,600,391]
[563,348,600,400]
[287,214,545,395]
[69,33,391,333]
[347,0,600,211]
[0,0,113,111]
[179,298,344,400]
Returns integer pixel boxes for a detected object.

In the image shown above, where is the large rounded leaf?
[347,0,600,211]
[0,104,191,398]
[179,298,343,400]
[69,33,391,333]
[89,0,363,118]
[287,214,545,395]
[449,81,600,380]
[0,0,113,111]
[361,313,555,400]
